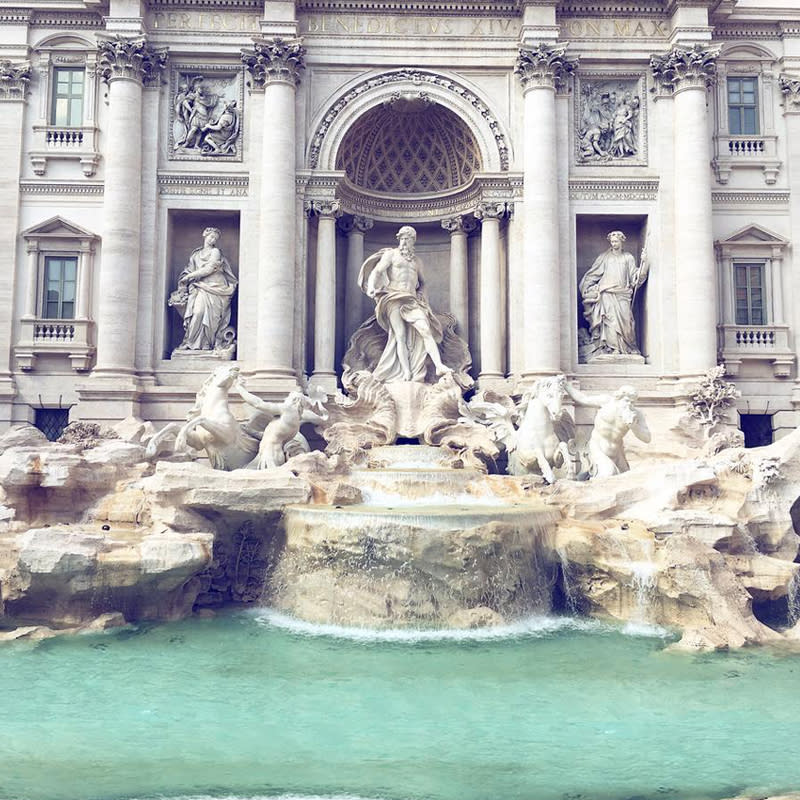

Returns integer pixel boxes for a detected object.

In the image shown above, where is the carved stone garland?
[0,59,31,100]
[240,37,305,88]
[514,43,577,91]
[97,35,168,85]
[649,44,719,92]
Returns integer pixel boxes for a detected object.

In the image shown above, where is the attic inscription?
[300,14,521,37]
[561,19,668,38]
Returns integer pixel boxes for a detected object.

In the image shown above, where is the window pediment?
[22,216,97,241]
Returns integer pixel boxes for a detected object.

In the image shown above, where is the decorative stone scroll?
[575,74,646,165]
[240,37,305,89]
[170,69,243,160]
[96,35,168,86]
[514,43,578,92]
[649,44,719,93]
[779,75,800,111]
[0,60,31,100]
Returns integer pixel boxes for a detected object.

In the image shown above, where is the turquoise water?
[1,609,799,800]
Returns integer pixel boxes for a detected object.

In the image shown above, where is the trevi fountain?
[2,225,800,800]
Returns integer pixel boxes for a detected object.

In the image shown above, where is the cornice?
[0,8,31,25]
[297,0,521,16]
[148,0,264,7]
[556,0,666,17]
[30,11,103,27]
[713,22,782,40]
[20,181,104,195]
[711,190,789,204]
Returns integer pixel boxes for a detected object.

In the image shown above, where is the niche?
[576,214,649,364]
[165,210,240,359]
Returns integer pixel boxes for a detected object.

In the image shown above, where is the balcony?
[29,125,100,177]
[15,318,94,372]
[719,323,794,378]
[712,134,780,185]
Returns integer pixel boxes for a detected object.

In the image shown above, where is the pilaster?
[340,215,373,344]
[441,215,475,342]
[779,76,800,403]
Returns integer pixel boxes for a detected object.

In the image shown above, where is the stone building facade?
[2,0,800,444]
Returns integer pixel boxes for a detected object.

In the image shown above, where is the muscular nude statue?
[359,226,452,383]
[564,382,651,478]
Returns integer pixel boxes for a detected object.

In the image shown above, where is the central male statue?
[355,226,455,383]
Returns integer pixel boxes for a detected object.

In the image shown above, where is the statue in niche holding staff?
[579,230,649,361]
[343,225,471,385]
[169,227,237,358]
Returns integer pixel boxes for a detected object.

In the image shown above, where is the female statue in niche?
[579,230,648,359]
[169,227,238,357]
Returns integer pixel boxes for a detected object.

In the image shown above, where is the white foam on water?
[248,608,671,643]
[358,486,499,508]
[131,795,385,800]
[621,620,671,638]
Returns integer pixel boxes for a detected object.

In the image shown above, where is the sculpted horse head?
[524,375,566,422]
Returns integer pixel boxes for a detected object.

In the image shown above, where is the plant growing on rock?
[688,365,740,439]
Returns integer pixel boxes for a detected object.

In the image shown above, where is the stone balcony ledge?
[719,323,794,377]
[29,124,100,178]
[712,133,781,185]
[15,317,94,372]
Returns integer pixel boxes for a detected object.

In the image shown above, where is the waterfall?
[787,570,800,627]
[629,560,658,623]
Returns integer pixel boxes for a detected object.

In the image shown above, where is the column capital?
[780,75,800,114]
[474,202,509,222]
[242,37,305,89]
[97,36,167,86]
[514,43,577,92]
[650,44,719,94]
[305,199,341,218]
[0,60,31,101]
[338,214,373,234]
[441,215,478,234]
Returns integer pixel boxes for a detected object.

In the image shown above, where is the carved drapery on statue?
[169,227,237,359]
[343,226,471,385]
[96,35,167,86]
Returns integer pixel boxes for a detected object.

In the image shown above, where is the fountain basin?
[270,501,560,628]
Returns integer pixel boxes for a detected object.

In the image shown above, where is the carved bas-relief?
[579,230,649,363]
[171,70,243,160]
[169,227,238,359]
[576,76,645,165]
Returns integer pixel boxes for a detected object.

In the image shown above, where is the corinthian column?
[474,202,508,385]
[242,38,305,388]
[651,45,719,375]
[441,215,475,340]
[93,36,166,380]
[340,215,373,342]
[306,199,341,392]
[514,44,577,378]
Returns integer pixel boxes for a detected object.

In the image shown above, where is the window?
[727,77,759,135]
[35,408,70,441]
[734,262,764,325]
[43,256,77,319]
[739,414,773,448]
[51,67,84,127]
